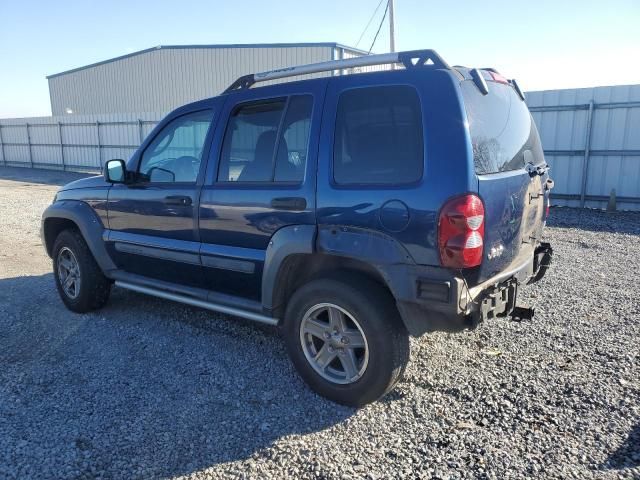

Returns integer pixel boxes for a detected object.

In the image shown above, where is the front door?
[198,82,325,300]
[106,107,216,287]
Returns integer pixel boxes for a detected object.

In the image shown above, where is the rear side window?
[333,86,423,185]
[462,81,538,174]
[217,95,312,183]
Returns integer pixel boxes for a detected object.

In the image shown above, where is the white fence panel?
[2,84,639,210]
[2,125,28,143]
[0,112,163,171]
[4,145,30,164]
[64,145,101,170]
[527,84,640,211]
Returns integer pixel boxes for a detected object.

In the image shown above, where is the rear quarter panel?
[316,69,475,266]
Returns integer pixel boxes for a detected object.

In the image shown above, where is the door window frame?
[134,107,216,186]
[327,82,426,190]
[216,96,286,185]
[203,84,322,191]
[215,94,315,187]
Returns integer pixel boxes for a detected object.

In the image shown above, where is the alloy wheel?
[299,303,369,385]
[57,247,81,299]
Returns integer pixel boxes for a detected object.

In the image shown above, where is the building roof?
[46,42,368,79]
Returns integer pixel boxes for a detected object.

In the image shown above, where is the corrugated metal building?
[527,84,640,210]
[47,43,368,116]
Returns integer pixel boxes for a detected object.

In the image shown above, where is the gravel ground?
[0,166,638,480]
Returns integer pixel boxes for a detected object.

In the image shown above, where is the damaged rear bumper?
[392,243,553,336]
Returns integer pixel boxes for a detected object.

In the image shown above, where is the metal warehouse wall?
[47,44,348,116]
[527,84,640,211]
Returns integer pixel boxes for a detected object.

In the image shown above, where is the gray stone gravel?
[0,166,638,480]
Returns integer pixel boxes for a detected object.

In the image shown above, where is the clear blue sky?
[1,0,638,118]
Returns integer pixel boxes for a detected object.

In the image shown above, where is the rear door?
[316,74,433,262]
[198,81,325,300]
[461,77,550,281]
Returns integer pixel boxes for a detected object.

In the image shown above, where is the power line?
[355,0,386,48]
[368,0,390,54]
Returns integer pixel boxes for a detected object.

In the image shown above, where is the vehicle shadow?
[604,422,640,471]
[0,273,354,479]
[547,207,640,236]
[0,165,93,186]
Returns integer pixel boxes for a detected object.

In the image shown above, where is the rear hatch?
[460,71,551,283]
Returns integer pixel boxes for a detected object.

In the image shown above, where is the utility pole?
[388,0,396,68]
[388,0,396,53]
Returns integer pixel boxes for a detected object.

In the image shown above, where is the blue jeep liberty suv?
[41,50,553,406]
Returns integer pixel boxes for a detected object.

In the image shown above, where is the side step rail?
[115,281,279,326]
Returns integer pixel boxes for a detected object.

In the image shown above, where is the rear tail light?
[438,194,485,268]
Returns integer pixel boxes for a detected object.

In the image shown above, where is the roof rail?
[223,49,450,93]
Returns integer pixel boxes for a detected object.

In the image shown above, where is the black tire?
[283,273,410,407]
[52,229,111,313]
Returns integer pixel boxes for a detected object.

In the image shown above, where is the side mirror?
[104,159,127,183]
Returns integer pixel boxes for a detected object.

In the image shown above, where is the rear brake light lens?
[489,71,509,84]
[438,194,485,268]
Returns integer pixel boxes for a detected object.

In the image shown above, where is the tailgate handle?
[271,197,307,211]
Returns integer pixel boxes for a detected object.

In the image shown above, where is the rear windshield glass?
[462,81,543,174]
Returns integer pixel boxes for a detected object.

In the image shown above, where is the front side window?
[217,95,313,183]
[139,110,213,183]
[333,85,424,185]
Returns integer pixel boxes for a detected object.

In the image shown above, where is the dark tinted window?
[218,95,312,183]
[462,81,540,174]
[333,86,423,185]
[139,110,213,183]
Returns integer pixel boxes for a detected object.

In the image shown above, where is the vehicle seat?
[173,156,198,182]
[342,125,419,183]
[273,137,298,181]
[239,131,294,182]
